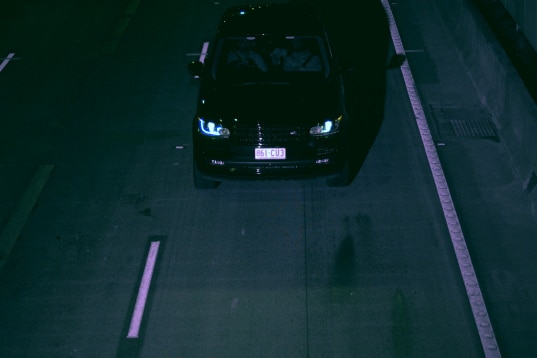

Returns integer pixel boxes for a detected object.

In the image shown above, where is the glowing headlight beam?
[199,119,230,137]
[310,118,339,135]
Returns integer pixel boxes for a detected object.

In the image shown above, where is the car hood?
[197,81,342,125]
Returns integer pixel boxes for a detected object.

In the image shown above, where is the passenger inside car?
[226,38,268,72]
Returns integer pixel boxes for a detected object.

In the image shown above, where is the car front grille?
[230,124,310,145]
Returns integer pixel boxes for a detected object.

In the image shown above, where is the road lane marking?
[111,17,131,38]
[124,0,142,15]
[127,240,160,338]
[199,42,209,63]
[186,41,209,60]
[102,0,143,54]
[0,53,15,73]
[187,42,210,79]
[381,1,501,357]
[0,164,54,270]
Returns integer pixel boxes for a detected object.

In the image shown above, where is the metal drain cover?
[430,105,498,140]
[450,119,497,137]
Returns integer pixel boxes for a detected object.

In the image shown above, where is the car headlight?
[198,118,230,137]
[309,115,342,136]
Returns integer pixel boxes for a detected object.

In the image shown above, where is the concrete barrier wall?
[433,0,537,216]
[499,0,537,51]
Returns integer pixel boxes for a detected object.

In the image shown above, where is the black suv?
[188,3,350,188]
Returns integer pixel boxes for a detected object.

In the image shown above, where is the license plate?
[255,147,286,160]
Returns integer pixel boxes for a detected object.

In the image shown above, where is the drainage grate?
[450,119,497,138]
[429,105,498,140]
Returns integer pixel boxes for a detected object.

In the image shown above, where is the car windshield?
[212,35,330,83]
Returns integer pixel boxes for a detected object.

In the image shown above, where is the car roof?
[216,3,324,37]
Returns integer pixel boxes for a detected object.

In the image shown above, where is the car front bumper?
[193,137,346,180]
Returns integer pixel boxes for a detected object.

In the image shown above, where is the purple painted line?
[381,1,501,356]
[127,241,161,338]
[0,53,15,73]
[199,42,209,63]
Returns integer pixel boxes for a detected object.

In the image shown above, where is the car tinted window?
[213,35,330,83]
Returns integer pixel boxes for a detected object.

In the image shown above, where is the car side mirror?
[188,61,204,78]
[386,54,406,69]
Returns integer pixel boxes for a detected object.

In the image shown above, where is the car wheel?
[193,162,219,189]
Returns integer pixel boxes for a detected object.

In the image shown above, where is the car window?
[213,35,330,83]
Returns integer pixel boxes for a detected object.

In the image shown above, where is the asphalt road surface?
[1,0,536,357]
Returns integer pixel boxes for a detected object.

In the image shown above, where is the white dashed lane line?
[127,240,161,339]
[0,53,16,73]
[0,164,54,271]
[186,42,210,61]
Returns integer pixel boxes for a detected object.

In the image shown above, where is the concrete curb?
[434,0,537,217]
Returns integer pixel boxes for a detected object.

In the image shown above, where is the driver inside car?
[226,38,268,72]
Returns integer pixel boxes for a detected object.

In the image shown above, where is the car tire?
[193,162,219,189]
